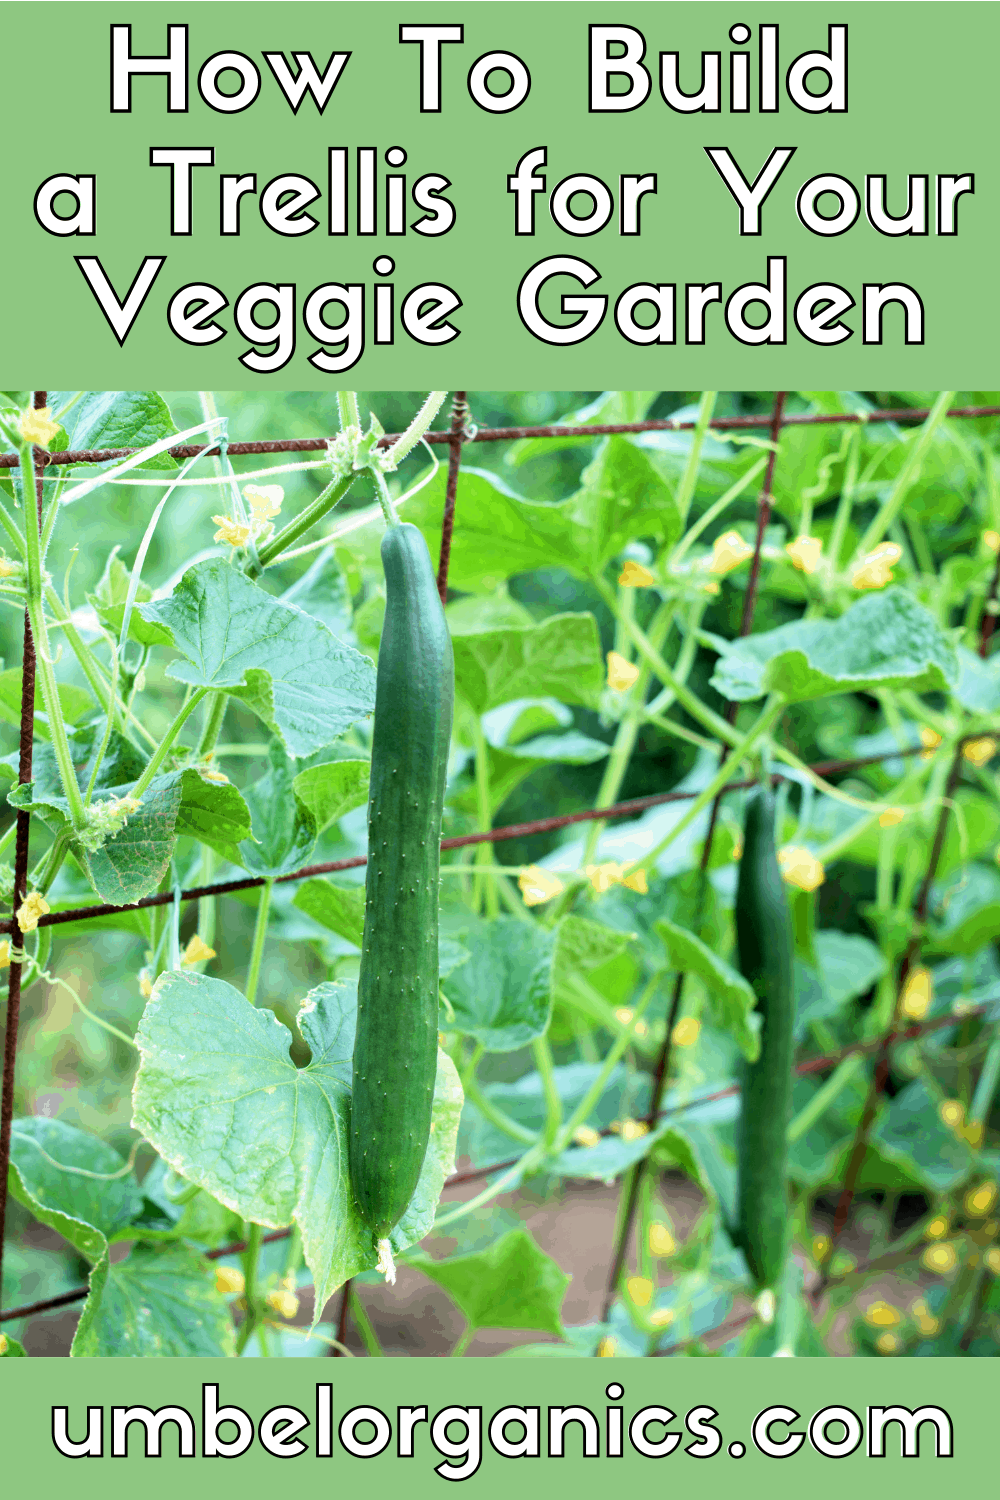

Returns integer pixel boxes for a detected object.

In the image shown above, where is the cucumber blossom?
[734,785,795,1290]
[349,522,454,1250]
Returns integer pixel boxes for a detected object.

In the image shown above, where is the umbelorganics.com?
[50,1384,954,1469]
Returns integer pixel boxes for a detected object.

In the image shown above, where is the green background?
[1,1358,991,1487]
[0,2,996,388]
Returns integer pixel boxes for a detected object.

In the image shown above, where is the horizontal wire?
[0,1002,985,1327]
[2,405,999,471]
[0,746,926,935]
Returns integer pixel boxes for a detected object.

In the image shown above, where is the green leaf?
[569,437,682,571]
[708,589,958,703]
[507,390,658,466]
[7,1117,143,1262]
[51,390,179,470]
[138,559,377,757]
[239,740,317,877]
[0,668,93,740]
[86,548,173,647]
[441,917,553,1051]
[292,877,367,946]
[132,973,463,1315]
[279,546,352,636]
[655,916,760,1062]
[551,915,635,1010]
[928,864,1000,956]
[409,1227,568,1336]
[72,1242,235,1357]
[291,758,369,832]
[452,612,605,715]
[0,1335,26,1356]
[872,1077,974,1192]
[953,645,1000,714]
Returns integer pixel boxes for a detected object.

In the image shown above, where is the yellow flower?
[938,1098,965,1131]
[984,529,1000,554]
[607,651,640,692]
[614,1007,634,1027]
[754,1289,776,1325]
[875,1332,899,1355]
[812,1235,831,1263]
[618,559,655,587]
[985,1249,1000,1275]
[925,1214,950,1240]
[597,1336,617,1356]
[649,1223,676,1258]
[266,1280,300,1320]
[702,580,721,596]
[138,968,153,999]
[19,406,62,447]
[777,845,825,891]
[649,1306,674,1329]
[0,940,8,970]
[851,541,902,590]
[627,1276,654,1308]
[587,861,625,894]
[671,1016,701,1048]
[518,865,564,907]
[215,1266,245,1296]
[633,1020,649,1039]
[572,1125,601,1149]
[910,1299,940,1337]
[785,536,823,574]
[919,726,942,760]
[199,767,230,785]
[899,968,932,1020]
[879,806,905,828]
[708,531,754,575]
[963,1121,984,1148]
[243,483,283,521]
[0,557,19,579]
[622,864,648,893]
[212,515,252,548]
[864,1299,900,1328]
[182,934,216,967]
[922,1242,958,1274]
[963,737,997,768]
[16,891,49,933]
[964,1181,998,1218]
[619,1118,649,1142]
[0,1334,7,1355]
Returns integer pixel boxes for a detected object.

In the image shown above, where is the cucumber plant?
[1,387,999,1359]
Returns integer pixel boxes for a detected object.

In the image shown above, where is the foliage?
[1,387,998,1359]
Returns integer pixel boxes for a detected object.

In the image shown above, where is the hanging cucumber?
[349,521,454,1265]
[735,784,795,1291]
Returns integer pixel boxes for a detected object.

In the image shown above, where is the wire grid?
[1,391,998,1332]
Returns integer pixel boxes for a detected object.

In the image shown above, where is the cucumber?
[734,785,795,1290]
[349,522,454,1247]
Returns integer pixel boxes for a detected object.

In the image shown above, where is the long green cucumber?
[349,522,454,1253]
[735,785,795,1290]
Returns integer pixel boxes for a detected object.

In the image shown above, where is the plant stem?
[382,392,448,471]
[349,1287,385,1355]
[635,695,786,875]
[245,880,273,1006]
[236,1222,266,1355]
[196,691,228,757]
[531,1036,563,1147]
[470,715,498,917]
[18,441,86,832]
[788,1054,866,1143]
[130,689,208,798]
[673,391,718,526]
[554,972,661,1152]
[464,1070,538,1145]
[856,392,956,557]
[337,392,360,431]
[670,456,770,567]
[253,469,358,571]
[450,1324,475,1357]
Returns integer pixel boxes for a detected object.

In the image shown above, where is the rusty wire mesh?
[1,391,998,1333]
